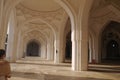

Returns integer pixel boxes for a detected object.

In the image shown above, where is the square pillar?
[72,39,88,71]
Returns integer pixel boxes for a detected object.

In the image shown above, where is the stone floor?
[8,60,120,80]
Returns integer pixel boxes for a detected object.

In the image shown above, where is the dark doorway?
[106,40,120,60]
[26,41,40,56]
[101,21,120,63]
[65,31,72,61]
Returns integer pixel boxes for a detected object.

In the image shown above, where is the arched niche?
[101,21,120,62]
[26,40,41,57]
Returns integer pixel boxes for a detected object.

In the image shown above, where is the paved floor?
[8,60,120,80]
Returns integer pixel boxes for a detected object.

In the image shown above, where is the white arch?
[91,5,120,38]
[19,18,56,39]
[23,29,48,41]
[27,39,41,47]
[23,30,47,47]
[24,35,46,51]
[25,35,46,45]
[89,31,93,63]
[20,31,47,59]
[78,0,94,32]
[26,39,41,56]
[54,0,76,30]
[4,0,76,41]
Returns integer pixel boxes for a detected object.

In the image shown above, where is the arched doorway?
[26,41,40,56]
[65,31,72,62]
[63,17,72,63]
[106,40,120,60]
[101,21,120,62]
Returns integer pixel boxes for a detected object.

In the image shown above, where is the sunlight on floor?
[7,63,120,80]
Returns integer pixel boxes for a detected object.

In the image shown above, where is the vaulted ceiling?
[91,0,120,11]
[21,0,61,12]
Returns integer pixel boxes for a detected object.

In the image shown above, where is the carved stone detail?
[16,4,67,32]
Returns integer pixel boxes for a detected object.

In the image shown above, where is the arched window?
[26,41,40,57]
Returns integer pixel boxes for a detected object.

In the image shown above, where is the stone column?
[89,39,92,63]
[54,36,60,63]
[54,32,63,63]
[95,36,101,63]
[50,36,54,60]
[47,39,54,60]
[72,19,88,71]
[79,39,88,71]
[47,41,51,60]
[6,10,16,62]
[91,38,96,63]
[0,0,5,49]
[47,35,54,60]
[72,39,88,71]
[92,43,96,63]
[0,0,3,28]
[16,31,22,59]
[41,43,47,59]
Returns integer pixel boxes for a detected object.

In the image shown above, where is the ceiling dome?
[21,0,61,12]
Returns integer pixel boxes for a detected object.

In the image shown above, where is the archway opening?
[26,41,40,57]
[89,21,120,72]
[65,31,72,62]
[106,40,120,60]
[64,18,72,63]
[88,0,120,72]
[101,21,120,63]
